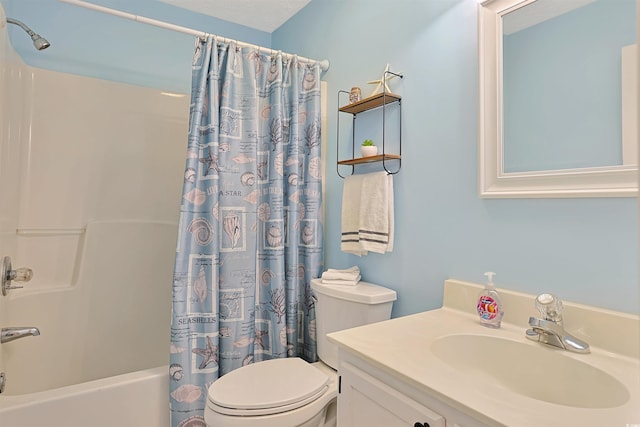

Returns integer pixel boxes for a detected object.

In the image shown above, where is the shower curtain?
[169,36,324,427]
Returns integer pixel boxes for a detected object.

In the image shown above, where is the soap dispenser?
[476,272,503,328]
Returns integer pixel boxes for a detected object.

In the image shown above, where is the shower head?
[6,18,50,50]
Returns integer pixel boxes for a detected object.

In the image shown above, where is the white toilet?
[204,278,397,427]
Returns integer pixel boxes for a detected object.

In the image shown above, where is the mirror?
[478,0,638,198]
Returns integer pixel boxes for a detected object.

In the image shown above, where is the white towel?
[341,171,394,255]
[359,172,393,253]
[341,174,368,255]
[321,275,361,286]
[321,266,360,281]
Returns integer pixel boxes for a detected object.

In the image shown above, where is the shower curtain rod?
[58,0,330,71]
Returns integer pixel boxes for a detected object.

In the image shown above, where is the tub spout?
[1,327,40,343]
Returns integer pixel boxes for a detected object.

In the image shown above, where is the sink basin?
[431,334,629,408]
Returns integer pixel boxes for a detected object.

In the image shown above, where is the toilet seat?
[208,358,329,417]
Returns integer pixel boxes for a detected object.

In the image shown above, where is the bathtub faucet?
[1,326,40,343]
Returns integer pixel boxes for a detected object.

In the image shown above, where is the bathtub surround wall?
[5,221,179,395]
[11,68,188,294]
[0,3,24,375]
[0,3,188,405]
[273,0,638,316]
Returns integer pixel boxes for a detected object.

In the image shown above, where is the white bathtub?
[0,366,169,427]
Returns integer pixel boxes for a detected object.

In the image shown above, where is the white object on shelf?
[361,145,378,157]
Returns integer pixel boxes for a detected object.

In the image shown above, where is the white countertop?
[327,280,640,427]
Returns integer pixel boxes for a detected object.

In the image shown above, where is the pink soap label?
[477,296,498,321]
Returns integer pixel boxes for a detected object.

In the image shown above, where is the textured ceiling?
[156,0,311,32]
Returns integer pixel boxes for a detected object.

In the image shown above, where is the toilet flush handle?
[1,256,33,296]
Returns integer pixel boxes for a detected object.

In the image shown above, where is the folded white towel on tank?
[321,266,360,281]
[321,275,361,286]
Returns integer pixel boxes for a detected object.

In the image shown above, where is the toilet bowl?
[204,279,397,427]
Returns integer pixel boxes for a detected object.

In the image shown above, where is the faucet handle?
[535,293,563,322]
[9,267,33,283]
[1,256,34,296]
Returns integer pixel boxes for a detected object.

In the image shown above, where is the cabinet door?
[338,362,445,427]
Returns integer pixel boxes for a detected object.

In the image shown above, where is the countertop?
[327,280,640,427]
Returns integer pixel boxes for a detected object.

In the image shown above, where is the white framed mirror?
[478,0,638,198]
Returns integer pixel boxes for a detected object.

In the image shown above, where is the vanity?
[327,279,640,426]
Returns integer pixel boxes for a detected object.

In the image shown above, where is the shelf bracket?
[337,90,354,178]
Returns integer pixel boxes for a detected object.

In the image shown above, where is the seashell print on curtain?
[169,36,324,427]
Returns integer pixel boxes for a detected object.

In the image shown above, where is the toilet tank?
[310,278,397,369]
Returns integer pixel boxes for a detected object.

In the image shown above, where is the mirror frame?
[478,0,638,198]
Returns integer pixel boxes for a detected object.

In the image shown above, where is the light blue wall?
[272,0,638,316]
[0,0,271,93]
[503,0,636,172]
[1,0,637,316]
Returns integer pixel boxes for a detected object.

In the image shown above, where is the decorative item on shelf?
[349,87,362,104]
[367,63,401,97]
[361,139,378,157]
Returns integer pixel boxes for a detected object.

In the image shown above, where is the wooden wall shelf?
[338,154,401,166]
[336,71,403,177]
[339,92,402,115]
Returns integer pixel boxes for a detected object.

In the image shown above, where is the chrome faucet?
[525,293,590,354]
[1,327,40,343]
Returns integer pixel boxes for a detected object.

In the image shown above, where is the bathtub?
[0,366,169,427]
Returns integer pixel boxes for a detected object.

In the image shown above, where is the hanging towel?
[358,171,394,254]
[341,172,394,255]
[321,266,360,281]
[341,174,368,255]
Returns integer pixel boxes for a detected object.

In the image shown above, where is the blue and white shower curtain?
[169,36,324,427]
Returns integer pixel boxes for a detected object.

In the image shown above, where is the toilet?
[204,278,397,427]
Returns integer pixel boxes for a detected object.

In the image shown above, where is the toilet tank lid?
[311,278,397,304]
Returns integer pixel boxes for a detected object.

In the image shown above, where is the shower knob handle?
[2,256,34,296]
[9,267,33,283]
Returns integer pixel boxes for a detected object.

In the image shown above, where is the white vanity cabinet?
[337,350,487,427]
